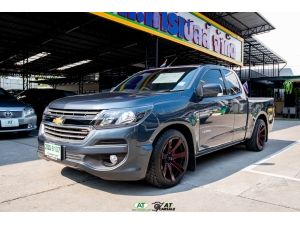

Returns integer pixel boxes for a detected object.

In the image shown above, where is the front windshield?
[0,88,14,99]
[113,67,198,93]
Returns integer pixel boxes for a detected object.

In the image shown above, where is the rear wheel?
[246,119,267,151]
[146,129,189,188]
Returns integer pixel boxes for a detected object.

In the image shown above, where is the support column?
[262,53,265,75]
[248,44,251,79]
[22,51,29,91]
[145,44,148,69]
[155,37,159,67]
[78,75,84,94]
[98,73,101,92]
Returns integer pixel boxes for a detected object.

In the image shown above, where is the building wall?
[0,76,38,90]
[56,83,100,94]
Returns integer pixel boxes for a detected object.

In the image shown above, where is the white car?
[0,88,37,134]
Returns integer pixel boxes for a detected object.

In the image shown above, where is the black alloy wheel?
[146,129,189,188]
[246,119,267,152]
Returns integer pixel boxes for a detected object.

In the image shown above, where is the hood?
[0,98,26,108]
[49,91,188,110]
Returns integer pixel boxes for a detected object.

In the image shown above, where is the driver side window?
[200,69,226,95]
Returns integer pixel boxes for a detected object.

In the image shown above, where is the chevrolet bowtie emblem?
[53,117,64,125]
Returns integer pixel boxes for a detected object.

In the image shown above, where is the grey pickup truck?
[38,65,274,188]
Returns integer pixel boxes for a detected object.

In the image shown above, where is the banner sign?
[92,12,244,66]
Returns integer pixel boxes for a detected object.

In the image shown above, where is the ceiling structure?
[203,12,275,37]
[0,12,287,89]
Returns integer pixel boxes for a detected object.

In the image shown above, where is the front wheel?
[246,119,267,151]
[146,129,189,188]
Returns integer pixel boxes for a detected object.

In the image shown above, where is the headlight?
[93,106,153,128]
[24,106,35,117]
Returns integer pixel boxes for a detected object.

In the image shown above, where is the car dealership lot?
[0,120,300,211]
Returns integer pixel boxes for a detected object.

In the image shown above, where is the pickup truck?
[38,65,274,188]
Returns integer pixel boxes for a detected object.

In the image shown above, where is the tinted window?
[223,70,241,95]
[200,69,226,94]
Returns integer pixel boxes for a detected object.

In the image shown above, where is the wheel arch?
[151,123,196,171]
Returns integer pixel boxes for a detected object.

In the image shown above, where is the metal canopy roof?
[203,12,275,37]
[0,13,231,78]
[0,12,286,86]
[244,37,287,65]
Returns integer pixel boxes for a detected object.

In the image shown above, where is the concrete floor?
[0,120,300,211]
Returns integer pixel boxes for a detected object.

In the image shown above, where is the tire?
[146,129,189,188]
[246,119,267,152]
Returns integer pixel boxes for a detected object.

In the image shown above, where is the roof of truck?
[141,64,228,72]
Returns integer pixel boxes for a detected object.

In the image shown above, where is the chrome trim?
[44,124,89,135]
[48,108,99,117]
[44,123,91,141]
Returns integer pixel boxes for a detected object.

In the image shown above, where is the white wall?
[56,83,100,94]
[0,76,38,90]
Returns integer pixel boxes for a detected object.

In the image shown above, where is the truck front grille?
[44,123,90,141]
[48,108,99,118]
[0,111,23,118]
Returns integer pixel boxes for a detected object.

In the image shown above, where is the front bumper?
[0,115,37,133]
[38,124,154,181]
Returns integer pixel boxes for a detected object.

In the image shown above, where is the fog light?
[28,124,33,129]
[109,155,118,165]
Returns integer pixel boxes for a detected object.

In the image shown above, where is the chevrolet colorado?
[38,65,274,188]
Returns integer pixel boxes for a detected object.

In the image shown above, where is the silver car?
[0,88,37,134]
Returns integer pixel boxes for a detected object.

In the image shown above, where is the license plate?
[44,143,62,160]
[0,119,19,127]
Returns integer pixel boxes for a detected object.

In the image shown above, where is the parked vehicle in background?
[38,65,275,188]
[0,88,37,134]
[17,89,76,124]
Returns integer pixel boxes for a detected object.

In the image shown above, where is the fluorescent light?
[15,52,50,66]
[56,60,92,71]
[132,63,145,68]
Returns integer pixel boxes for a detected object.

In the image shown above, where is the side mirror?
[196,84,204,98]
[202,83,223,98]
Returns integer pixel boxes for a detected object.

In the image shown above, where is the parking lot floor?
[1,119,300,211]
